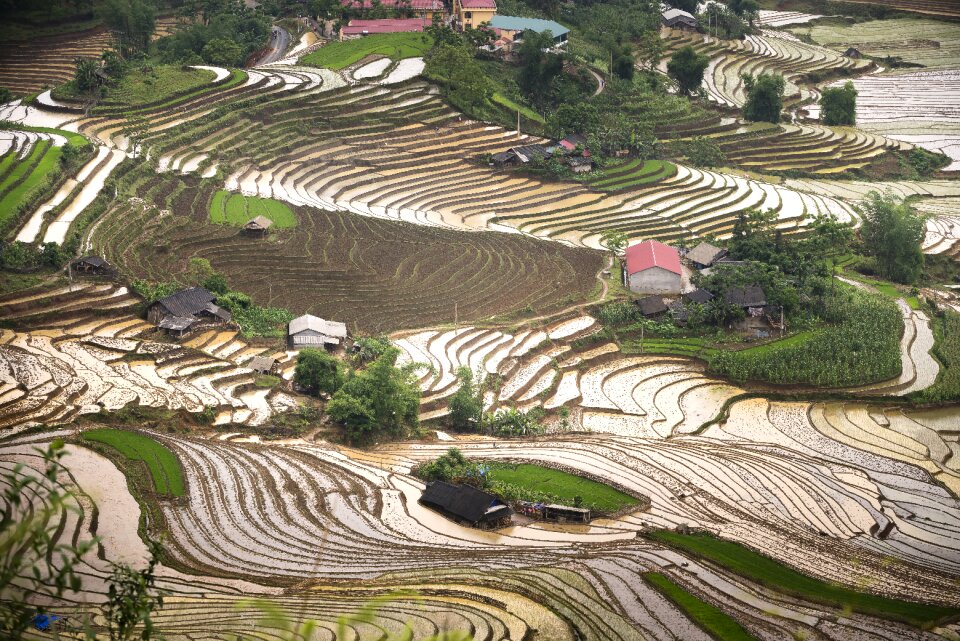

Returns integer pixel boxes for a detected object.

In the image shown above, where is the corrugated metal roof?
[460,0,497,8]
[289,314,348,338]
[624,240,682,276]
[489,15,569,38]
[662,8,696,21]
[686,241,726,266]
[153,287,217,318]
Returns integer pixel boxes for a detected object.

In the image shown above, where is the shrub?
[821,81,856,126]
[742,73,785,124]
[294,349,346,396]
[682,137,727,167]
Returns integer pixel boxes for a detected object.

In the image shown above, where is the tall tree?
[858,192,926,284]
[294,348,347,396]
[820,81,857,126]
[447,367,483,431]
[101,0,156,55]
[667,45,708,96]
[741,72,785,123]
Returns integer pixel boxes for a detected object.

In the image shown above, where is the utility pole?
[454,301,458,332]
[517,108,520,139]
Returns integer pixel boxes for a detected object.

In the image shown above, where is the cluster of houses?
[622,239,780,334]
[336,0,569,54]
[491,133,593,173]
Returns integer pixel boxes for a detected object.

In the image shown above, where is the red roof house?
[340,0,444,15]
[460,0,497,7]
[623,240,682,295]
[342,18,429,35]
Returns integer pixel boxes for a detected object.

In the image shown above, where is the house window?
[465,11,472,18]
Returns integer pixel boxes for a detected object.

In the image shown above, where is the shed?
[157,315,196,337]
[543,504,591,523]
[623,240,682,295]
[420,481,512,528]
[288,314,348,350]
[844,47,863,59]
[683,288,715,305]
[685,241,727,268]
[243,215,273,235]
[566,156,593,173]
[248,356,277,374]
[662,8,699,30]
[724,286,767,308]
[490,151,516,166]
[71,255,111,275]
[509,144,553,163]
[636,295,668,317]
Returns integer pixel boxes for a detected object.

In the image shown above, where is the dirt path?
[587,68,605,97]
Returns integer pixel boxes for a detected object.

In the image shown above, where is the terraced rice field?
[208,190,297,228]
[0,129,65,230]
[838,0,960,18]
[0,283,298,430]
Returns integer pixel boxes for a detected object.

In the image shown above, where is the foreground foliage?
[648,531,960,628]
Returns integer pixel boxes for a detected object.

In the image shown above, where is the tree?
[202,272,230,295]
[351,336,392,365]
[423,43,492,114]
[0,87,11,104]
[326,347,420,443]
[681,136,726,167]
[1,441,97,638]
[821,81,856,126]
[728,0,759,24]
[74,57,101,94]
[101,0,156,55]
[701,3,747,39]
[858,192,926,284]
[517,30,565,109]
[665,0,697,12]
[104,539,165,641]
[742,72,785,123]
[201,37,242,65]
[463,24,494,49]
[667,46,708,96]
[635,31,663,70]
[294,348,347,396]
[547,102,600,139]
[101,50,126,79]
[599,230,628,257]
[187,256,215,285]
[447,367,483,431]
[610,42,634,81]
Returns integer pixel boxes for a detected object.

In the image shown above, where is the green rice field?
[209,190,297,228]
[485,462,640,512]
[302,33,432,70]
[81,428,185,497]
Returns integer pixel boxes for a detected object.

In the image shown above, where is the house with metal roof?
[420,481,512,528]
[242,215,273,236]
[71,255,111,275]
[288,314,349,350]
[489,15,569,46]
[685,241,727,268]
[623,240,682,295]
[662,8,699,30]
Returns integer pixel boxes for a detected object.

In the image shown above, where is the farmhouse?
[420,481,512,528]
[623,240,682,295]
[342,18,429,36]
[724,286,768,310]
[685,241,727,268]
[70,255,111,275]
[683,288,715,305]
[288,314,349,349]
[662,8,699,31]
[565,156,594,173]
[558,134,590,155]
[147,287,232,334]
[248,356,277,374]
[455,0,498,30]
[489,15,569,47]
[242,215,273,236]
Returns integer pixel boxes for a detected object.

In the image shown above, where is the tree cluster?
[741,72,785,123]
[667,45,708,96]
[157,0,270,66]
[820,81,857,126]
[858,192,925,284]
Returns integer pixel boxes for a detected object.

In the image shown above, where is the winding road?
[252,26,290,66]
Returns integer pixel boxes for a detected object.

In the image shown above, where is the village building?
[844,47,863,59]
[419,481,512,529]
[685,241,727,269]
[623,240,682,295]
[70,255,111,276]
[662,8,699,31]
[248,356,277,374]
[340,0,445,22]
[456,0,497,30]
[668,299,691,326]
[724,286,767,310]
[543,504,591,523]
[242,215,273,236]
[558,133,590,155]
[147,287,232,336]
[488,15,569,47]
[682,288,715,305]
[288,314,349,350]
[565,156,593,173]
[342,17,429,37]
[636,295,668,318]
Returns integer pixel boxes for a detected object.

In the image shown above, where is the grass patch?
[492,92,545,124]
[80,428,184,497]
[302,33,432,70]
[255,374,281,388]
[643,572,760,641]
[648,530,960,629]
[484,462,639,512]
[209,190,297,228]
[0,141,62,230]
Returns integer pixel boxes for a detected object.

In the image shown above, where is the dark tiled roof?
[420,481,509,523]
[154,287,217,318]
[75,255,108,268]
[203,302,232,322]
[636,295,667,316]
[725,286,767,308]
[686,242,726,266]
[683,288,715,304]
